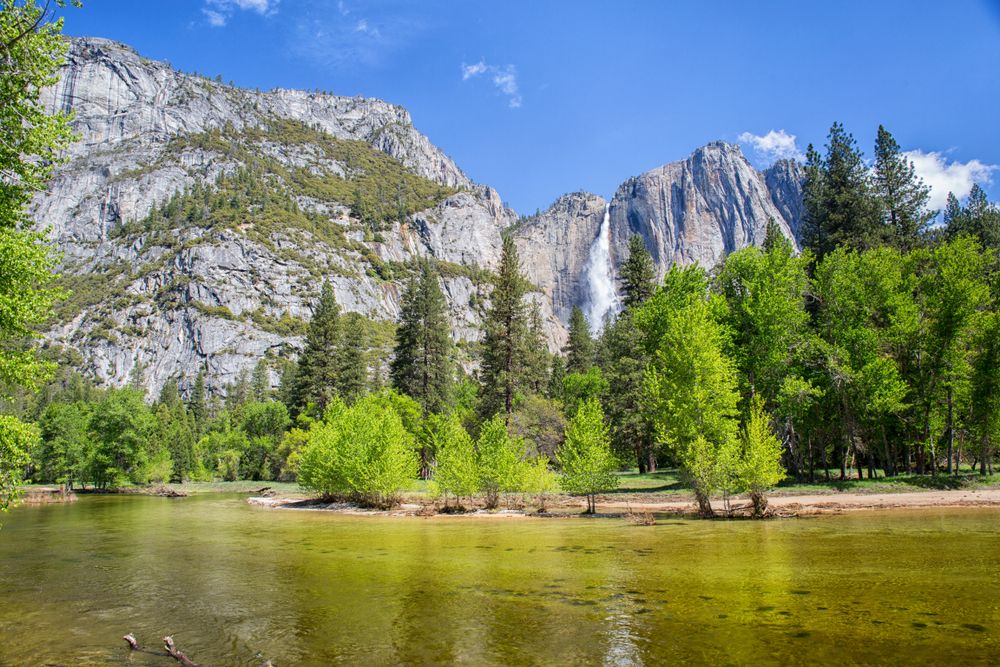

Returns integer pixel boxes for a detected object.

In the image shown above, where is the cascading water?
[584,204,620,334]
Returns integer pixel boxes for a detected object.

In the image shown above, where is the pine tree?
[188,371,208,433]
[564,306,593,374]
[390,260,453,413]
[251,358,270,402]
[521,300,551,395]
[478,236,531,420]
[291,282,342,413]
[338,312,369,404]
[801,123,879,259]
[946,185,1000,249]
[873,125,932,251]
[619,235,656,309]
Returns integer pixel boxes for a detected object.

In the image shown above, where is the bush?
[298,395,419,508]
[476,415,527,509]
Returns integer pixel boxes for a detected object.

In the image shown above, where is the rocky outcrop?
[513,193,608,325]
[607,141,802,279]
[31,38,806,397]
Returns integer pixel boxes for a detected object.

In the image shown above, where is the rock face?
[513,193,608,324]
[607,141,802,279]
[32,37,805,397]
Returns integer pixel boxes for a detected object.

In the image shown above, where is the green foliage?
[873,125,933,250]
[564,306,594,374]
[557,398,618,513]
[641,278,740,516]
[87,389,156,489]
[945,185,1000,249]
[428,414,480,502]
[522,456,559,511]
[290,282,342,413]
[561,368,608,418]
[619,234,656,309]
[0,415,36,510]
[478,236,532,419]
[475,415,527,509]
[298,394,419,508]
[510,394,566,461]
[0,0,78,230]
[801,122,880,259]
[734,396,786,516]
[34,401,90,486]
[390,260,453,413]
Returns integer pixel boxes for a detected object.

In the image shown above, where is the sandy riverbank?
[249,487,1000,519]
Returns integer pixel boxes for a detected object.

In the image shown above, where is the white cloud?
[354,18,380,38]
[904,150,997,210]
[738,129,804,162]
[461,60,522,109]
[203,0,278,27]
[461,60,487,80]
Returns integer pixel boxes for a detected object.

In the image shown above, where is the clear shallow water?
[0,496,996,666]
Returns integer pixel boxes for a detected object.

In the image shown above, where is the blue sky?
[60,0,1000,216]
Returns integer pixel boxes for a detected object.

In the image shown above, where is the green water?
[0,496,996,666]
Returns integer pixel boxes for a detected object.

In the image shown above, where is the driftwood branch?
[123,632,272,667]
[122,633,203,666]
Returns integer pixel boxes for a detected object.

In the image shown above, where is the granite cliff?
[32,37,804,395]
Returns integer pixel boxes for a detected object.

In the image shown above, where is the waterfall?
[584,204,619,334]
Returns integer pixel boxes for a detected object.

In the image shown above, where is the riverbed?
[0,494,996,665]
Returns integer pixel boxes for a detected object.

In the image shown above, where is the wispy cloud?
[738,129,804,162]
[461,60,522,109]
[290,2,423,69]
[904,150,997,210]
[203,0,278,27]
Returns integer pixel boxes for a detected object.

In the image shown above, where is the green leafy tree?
[298,395,418,508]
[557,398,618,513]
[734,396,786,517]
[641,269,740,516]
[0,0,79,508]
[478,236,532,420]
[522,456,559,512]
[34,401,90,487]
[969,312,1000,475]
[390,260,453,413]
[87,389,155,489]
[428,414,479,506]
[510,394,566,461]
[238,400,290,479]
[564,306,594,374]
[561,368,608,418]
[475,414,526,509]
[0,416,35,509]
[873,125,932,250]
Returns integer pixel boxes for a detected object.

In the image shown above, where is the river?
[0,494,996,665]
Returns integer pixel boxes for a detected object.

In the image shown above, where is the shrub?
[429,414,479,506]
[475,415,527,509]
[298,395,418,508]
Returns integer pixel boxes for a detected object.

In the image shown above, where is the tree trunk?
[646,450,657,473]
[947,386,954,475]
[694,489,714,517]
[750,490,768,518]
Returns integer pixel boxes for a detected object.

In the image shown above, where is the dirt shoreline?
[249,487,1000,519]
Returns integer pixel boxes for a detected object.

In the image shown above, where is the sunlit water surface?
[0,495,996,665]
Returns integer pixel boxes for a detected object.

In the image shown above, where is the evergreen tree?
[601,313,658,472]
[873,125,932,251]
[801,123,879,259]
[189,370,208,432]
[521,300,551,395]
[291,282,342,413]
[564,306,594,374]
[946,185,1000,249]
[620,235,656,309]
[338,312,369,404]
[478,236,531,420]
[390,260,453,413]
[547,355,566,401]
[251,358,270,402]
